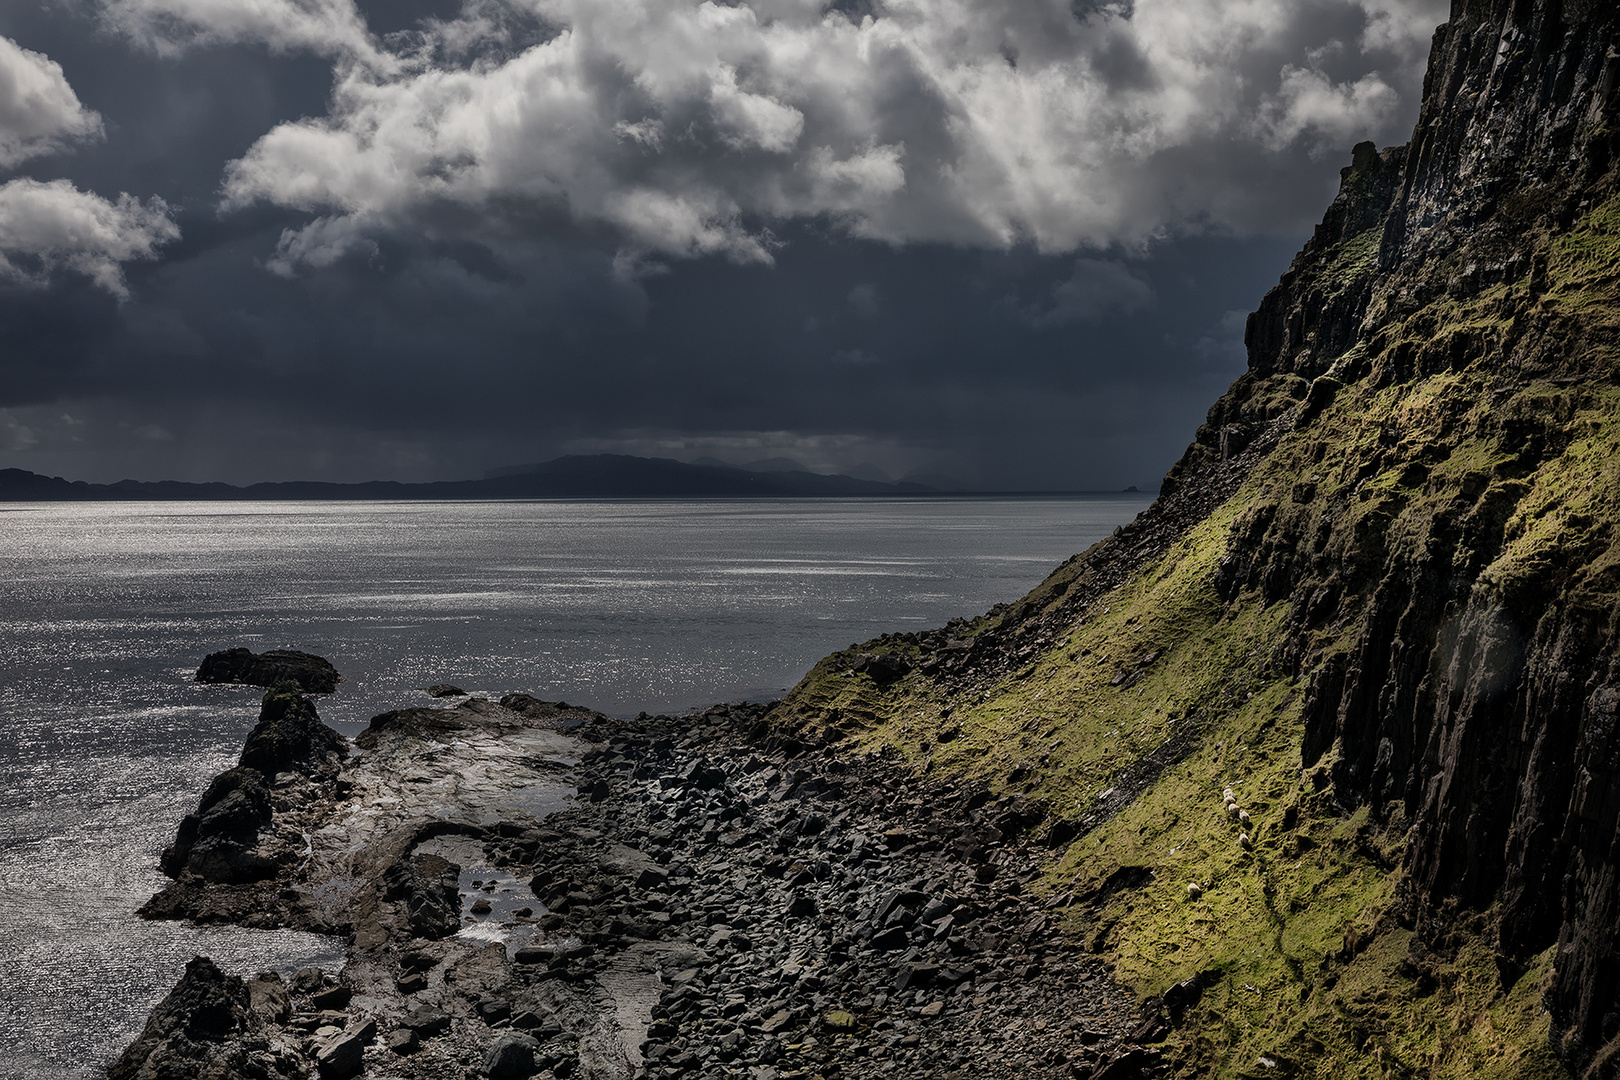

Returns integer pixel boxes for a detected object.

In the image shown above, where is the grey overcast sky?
[0,0,1447,489]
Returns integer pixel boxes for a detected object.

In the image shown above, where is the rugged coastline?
[112,1,1620,1077]
[117,685,1153,1080]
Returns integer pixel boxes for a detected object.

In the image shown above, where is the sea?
[0,495,1151,1077]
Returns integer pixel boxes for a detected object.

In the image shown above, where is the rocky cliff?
[772,1,1620,1076]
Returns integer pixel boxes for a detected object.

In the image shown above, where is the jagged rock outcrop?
[156,683,347,888]
[107,956,306,1080]
[196,648,343,694]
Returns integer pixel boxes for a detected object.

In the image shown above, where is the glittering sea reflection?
[0,495,1150,1075]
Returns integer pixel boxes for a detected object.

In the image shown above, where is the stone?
[870,925,910,951]
[108,956,250,1080]
[402,1005,451,1036]
[425,684,466,698]
[399,950,438,973]
[511,1011,562,1037]
[386,1028,419,1055]
[382,852,462,939]
[246,972,290,1024]
[823,1010,858,1031]
[484,1033,540,1078]
[850,652,910,684]
[239,685,348,779]
[290,966,326,995]
[1091,1047,1162,1079]
[195,648,342,694]
[784,892,817,919]
[894,963,939,992]
[159,766,275,883]
[311,985,352,1010]
[315,1031,365,1078]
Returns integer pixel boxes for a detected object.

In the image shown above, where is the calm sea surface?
[0,496,1150,1076]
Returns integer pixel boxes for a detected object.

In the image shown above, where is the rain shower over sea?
[0,495,1149,1077]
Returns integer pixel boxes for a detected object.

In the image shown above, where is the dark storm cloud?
[0,0,1447,488]
[182,0,1447,260]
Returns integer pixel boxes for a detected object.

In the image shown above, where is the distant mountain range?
[0,454,946,501]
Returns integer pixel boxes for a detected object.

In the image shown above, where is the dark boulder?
[497,694,602,730]
[1087,1047,1164,1079]
[158,686,346,883]
[316,1029,368,1078]
[484,1033,540,1078]
[239,683,348,780]
[246,972,291,1024]
[382,853,462,939]
[109,956,281,1080]
[196,647,342,694]
[159,766,275,882]
[425,683,466,698]
[851,652,910,685]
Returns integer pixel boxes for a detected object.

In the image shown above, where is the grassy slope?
[771,195,1620,1078]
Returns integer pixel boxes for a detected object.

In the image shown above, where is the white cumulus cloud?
[140,0,1446,270]
[99,0,381,63]
[0,179,180,298]
[1255,64,1401,153]
[0,35,103,167]
[0,35,180,296]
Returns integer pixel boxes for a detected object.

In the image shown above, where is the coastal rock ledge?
[125,686,1155,1080]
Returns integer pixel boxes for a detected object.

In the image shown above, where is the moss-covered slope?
[769,2,1620,1077]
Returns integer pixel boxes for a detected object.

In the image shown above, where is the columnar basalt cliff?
[774,2,1620,1076]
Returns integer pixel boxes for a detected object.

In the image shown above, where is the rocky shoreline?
[115,684,1160,1080]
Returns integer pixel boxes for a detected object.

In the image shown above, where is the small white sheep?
[1238,809,1251,827]
[1239,832,1253,850]
[1187,882,1203,898]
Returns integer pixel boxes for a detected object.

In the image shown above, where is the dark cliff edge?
[773,1,1620,1076]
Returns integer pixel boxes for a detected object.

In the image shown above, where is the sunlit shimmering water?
[0,495,1150,1076]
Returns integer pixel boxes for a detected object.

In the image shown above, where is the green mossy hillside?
[771,188,1620,1079]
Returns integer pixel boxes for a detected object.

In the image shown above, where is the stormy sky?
[0,0,1447,489]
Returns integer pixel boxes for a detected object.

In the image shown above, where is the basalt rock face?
[773,2,1620,1076]
[1204,2,1620,1070]
[158,683,347,887]
[107,956,306,1080]
[196,647,343,694]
